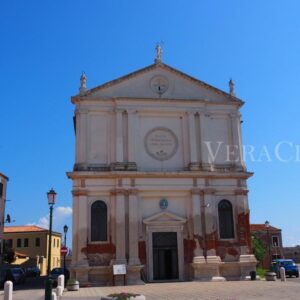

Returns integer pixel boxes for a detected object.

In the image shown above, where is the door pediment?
[143,211,186,226]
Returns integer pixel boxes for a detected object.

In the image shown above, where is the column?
[199,112,210,170]
[77,194,88,265]
[187,112,198,166]
[127,110,137,170]
[116,109,124,163]
[76,109,88,168]
[235,189,250,254]
[230,113,245,170]
[71,193,79,265]
[191,189,201,236]
[115,189,126,263]
[203,188,217,256]
[128,189,141,265]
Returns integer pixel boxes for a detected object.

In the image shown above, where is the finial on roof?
[79,71,87,94]
[229,78,235,96]
[155,43,163,63]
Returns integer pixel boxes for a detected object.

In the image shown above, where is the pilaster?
[115,109,124,163]
[114,188,127,264]
[128,189,141,266]
[187,112,200,170]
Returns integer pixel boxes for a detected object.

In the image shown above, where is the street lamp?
[265,220,271,267]
[63,224,68,279]
[45,188,56,300]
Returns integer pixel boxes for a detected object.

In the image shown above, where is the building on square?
[0,171,9,263]
[67,48,256,285]
[3,225,61,275]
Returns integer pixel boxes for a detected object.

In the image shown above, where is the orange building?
[4,225,61,275]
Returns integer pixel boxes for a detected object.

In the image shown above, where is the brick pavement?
[1,280,300,300]
[63,280,300,300]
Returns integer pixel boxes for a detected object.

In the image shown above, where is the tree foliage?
[4,247,16,264]
[252,234,266,266]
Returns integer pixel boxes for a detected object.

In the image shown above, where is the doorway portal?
[152,232,179,280]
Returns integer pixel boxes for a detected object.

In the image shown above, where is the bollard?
[280,267,286,281]
[57,274,65,289]
[56,286,64,297]
[4,281,13,300]
[52,291,57,300]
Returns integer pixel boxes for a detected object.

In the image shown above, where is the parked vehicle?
[271,259,299,278]
[25,266,40,277]
[10,267,26,284]
[50,267,70,286]
[0,266,26,285]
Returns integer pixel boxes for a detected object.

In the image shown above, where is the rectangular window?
[24,238,29,247]
[272,236,279,247]
[57,239,59,248]
[0,182,3,197]
[35,237,40,247]
[17,238,22,248]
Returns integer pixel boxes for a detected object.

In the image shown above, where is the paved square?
[62,281,300,300]
[2,280,300,300]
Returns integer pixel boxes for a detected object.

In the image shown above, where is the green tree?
[3,244,16,264]
[252,234,266,267]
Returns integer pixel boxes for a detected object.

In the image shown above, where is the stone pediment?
[72,63,243,104]
[143,211,186,226]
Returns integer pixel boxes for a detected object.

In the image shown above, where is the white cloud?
[28,206,72,231]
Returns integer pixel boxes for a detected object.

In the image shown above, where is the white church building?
[67,48,256,285]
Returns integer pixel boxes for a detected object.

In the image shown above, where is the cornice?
[72,189,88,196]
[67,170,253,180]
[235,189,249,196]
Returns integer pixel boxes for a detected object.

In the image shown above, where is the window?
[91,200,107,242]
[272,236,279,247]
[17,238,22,248]
[57,239,59,248]
[35,237,40,247]
[24,238,29,247]
[218,199,234,239]
[0,182,3,197]
[53,238,56,248]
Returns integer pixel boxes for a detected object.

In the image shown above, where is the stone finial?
[155,43,163,63]
[229,78,235,97]
[79,72,87,94]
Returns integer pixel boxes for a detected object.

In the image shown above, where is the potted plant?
[66,278,80,291]
[102,293,146,300]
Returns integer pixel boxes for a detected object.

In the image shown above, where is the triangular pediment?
[73,63,243,104]
[143,211,186,225]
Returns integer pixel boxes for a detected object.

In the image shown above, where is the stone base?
[110,162,137,171]
[127,265,145,285]
[188,163,201,171]
[192,256,225,281]
[239,254,257,280]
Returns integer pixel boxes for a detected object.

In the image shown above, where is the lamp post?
[265,220,271,267]
[63,224,68,279]
[45,188,56,300]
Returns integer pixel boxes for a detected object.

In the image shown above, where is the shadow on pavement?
[12,275,46,291]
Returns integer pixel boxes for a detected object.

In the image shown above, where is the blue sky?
[1,1,300,247]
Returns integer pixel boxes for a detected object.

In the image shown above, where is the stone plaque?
[144,127,178,161]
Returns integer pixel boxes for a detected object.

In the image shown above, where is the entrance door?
[152,232,179,280]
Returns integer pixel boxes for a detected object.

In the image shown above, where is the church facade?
[67,52,256,285]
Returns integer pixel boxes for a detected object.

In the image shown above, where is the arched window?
[91,200,107,242]
[218,200,234,239]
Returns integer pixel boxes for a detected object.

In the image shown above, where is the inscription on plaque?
[144,127,178,161]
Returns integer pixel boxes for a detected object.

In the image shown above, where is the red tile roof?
[4,225,47,233]
[250,224,280,232]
